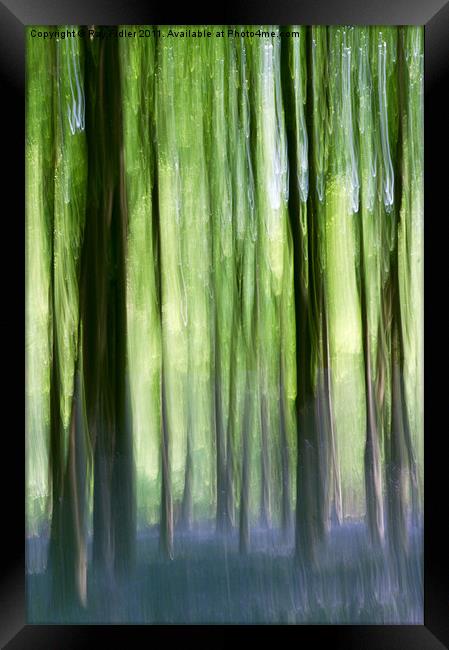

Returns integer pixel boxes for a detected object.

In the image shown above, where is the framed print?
[1,0,447,646]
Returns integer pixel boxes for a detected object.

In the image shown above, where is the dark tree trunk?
[82,33,135,579]
[281,29,327,564]
[111,102,135,580]
[385,34,419,559]
[48,333,88,612]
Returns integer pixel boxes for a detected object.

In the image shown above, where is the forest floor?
[26,520,422,624]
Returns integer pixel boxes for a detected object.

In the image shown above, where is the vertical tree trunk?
[280,30,317,562]
[180,404,193,531]
[160,363,174,558]
[111,87,136,580]
[224,315,238,531]
[360,220,385,547]
[324,315,342,526]
[83,36,114,579]
[239,373,251,554]
[82,32,135,579]
[385,31,418,560]
[47,33,88,611]
[259,387,271,528]
[387,182,413,562]
[291,28,328,562]
[48,312,67,610]
[279,357,292,538]
[316,304,334,538]
[214,335,227,532]
[153,35,175,556]
[48,327,88,611]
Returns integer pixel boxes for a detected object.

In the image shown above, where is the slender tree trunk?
[316,304,334,538]
[70,367,89,606]
[360,219,385,546]
[48,332,88,611]
[280,30,319,563]
[64,363,88,607]
[239,372,251,554]
[385,34,418,559]
[279,357,292,538]
[111,135,135,579]
[154,121,174,557]
[108,43,136,578]
[224,315,238,531]
[160,362,174,558]
[259,389,271,528]
[363,321,385,546]
[82,36,113,580]
[48,34,88,610]
[387,228,414,561]
[298,151,325,563]
[215,334,227,532]
[325,316,342,526]
[180,418,193,531]
[48,319,68,611]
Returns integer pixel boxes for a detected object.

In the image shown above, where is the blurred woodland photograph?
[25,25,423,623]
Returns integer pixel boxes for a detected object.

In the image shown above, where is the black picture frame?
[2,0,447,647]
